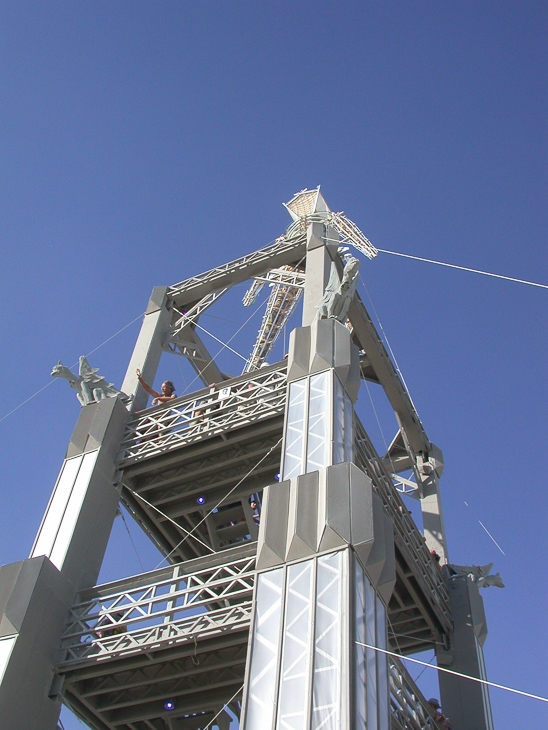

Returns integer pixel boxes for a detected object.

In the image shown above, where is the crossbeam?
[167,234,307,306]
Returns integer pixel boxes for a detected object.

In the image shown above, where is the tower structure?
[0,188,495,729]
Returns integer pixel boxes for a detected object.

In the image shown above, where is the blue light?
[275,473,281,481]
[164,700,176,711]
[196,496,206,505]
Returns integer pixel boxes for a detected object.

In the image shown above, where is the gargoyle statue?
[51,356,132,407]
[447,562,505,589]
[316,254,361,323]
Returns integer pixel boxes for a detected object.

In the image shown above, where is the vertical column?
[301,222,338,327]
[0,287,172,729]
[0,394,129,729]
[437,576,494,730]
[241,314,396,730]
[121,285,172,413]
[418,446,449,564]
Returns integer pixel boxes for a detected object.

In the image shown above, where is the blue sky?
[0,2,546,728]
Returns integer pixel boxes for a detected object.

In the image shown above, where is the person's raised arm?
[136,369,161,398]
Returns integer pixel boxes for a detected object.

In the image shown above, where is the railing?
[56,547,256,668]
[390,654,443,729]
[117,362,287,466]
[354,418,452,633]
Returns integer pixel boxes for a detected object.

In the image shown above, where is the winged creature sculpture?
[447,562,505,588]
[316,254,361,322]
[51,356,132,406]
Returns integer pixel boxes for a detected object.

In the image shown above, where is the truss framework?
[354,419,452,639]
[167,232,307,306]
[242,266,304,372]
[57,548,256,667]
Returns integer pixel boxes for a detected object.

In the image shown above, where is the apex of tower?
[283,185,331,221]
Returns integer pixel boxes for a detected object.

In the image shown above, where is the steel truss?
[167,233,307,306]
[116,359,449,642]
[390,655,442,730]
[242,266,305,372]
[57,545,256,667]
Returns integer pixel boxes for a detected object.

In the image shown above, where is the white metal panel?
[277,560,314,730]
[311,551,342,730]
[0,636,16,684]
[31,455,83,559]
[306,372,329,473]
[376,598,389,730]
[333,376,345,466]
[49,450,99,570]
[354,559,367,730]
[283,379,307,480]
[244,568,284,730]
[365,577,378,730]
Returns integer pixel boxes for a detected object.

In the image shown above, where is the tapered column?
[437,575,494,730]
[0,394,129,729]
[418,446,449,563]
[241,318,396,730]
[121,285,172,413]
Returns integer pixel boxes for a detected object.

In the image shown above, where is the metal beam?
[167,235,307,306]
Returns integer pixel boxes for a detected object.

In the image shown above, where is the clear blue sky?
[0,3,546,728]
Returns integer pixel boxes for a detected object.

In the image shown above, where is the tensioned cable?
[179,293,269,396]
[443,471,548,616]
[357,275,419,415]
[193,320,249,363]
[413,651,436,683]
[356,641,548,704]
[154,436,283,569]
[124,485,216,556]
[202,684,243,730]
[377,249,548,290]
[0,312,144,425]
[118,505,145,572]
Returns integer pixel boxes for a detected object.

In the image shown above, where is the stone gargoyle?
[316,254,361,323]
[447,562,505,589]
[51,356,132,407]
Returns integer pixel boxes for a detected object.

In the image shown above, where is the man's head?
[428,698,441,709]
[162,381,175,395]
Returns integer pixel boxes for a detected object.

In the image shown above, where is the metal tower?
[0,188,496,729]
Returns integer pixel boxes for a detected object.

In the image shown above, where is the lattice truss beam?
[162,228,308,386]
[242,265,305,373]
[57,548,256,668]
[354,419,452,643]
[117,358,449,637]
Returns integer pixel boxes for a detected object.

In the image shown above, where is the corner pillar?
[437,575,494,730]
[241,319,395,730]
[418,445,449,564]
[0,394,129,729]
